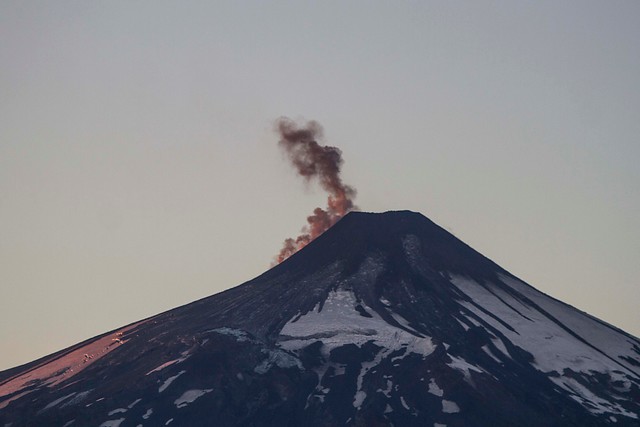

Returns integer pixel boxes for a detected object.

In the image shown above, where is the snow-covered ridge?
[450,274,639,419]
[278,288,435,358]
[497,273,640,376]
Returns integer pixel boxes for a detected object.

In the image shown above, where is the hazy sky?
[1,1,638,371]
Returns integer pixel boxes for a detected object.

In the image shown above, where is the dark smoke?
[275,117,357,263]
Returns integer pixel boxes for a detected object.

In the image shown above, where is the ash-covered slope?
[1,211,639,427]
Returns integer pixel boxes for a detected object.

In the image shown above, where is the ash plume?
[275,117,356,263]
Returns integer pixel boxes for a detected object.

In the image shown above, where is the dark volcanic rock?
[1,211,639,426]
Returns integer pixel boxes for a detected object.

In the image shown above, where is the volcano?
[1,211,639,426]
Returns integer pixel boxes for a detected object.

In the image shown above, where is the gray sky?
[1,1,638,371]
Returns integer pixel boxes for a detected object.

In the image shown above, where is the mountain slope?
[1,210,638,426]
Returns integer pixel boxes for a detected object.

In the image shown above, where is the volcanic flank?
[1,211,639,427]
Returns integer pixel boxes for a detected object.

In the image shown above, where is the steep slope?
[1,211,638,426]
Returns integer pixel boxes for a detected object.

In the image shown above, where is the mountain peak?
[274,209,503,282]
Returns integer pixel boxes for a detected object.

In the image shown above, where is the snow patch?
[174,389,213,408]
[400,396,410,410]
[159,370,186,393]
[146,349,192,376]
[353,391,367,409]
[60,390,92,408]
[462,314,481,328]
[490,337,511,358]
[108,408,127,415]
[310,386,330,404]
[127,398,141,409]
[442,399,460,413]
[38,393,76,413]
[254,349,302,374]
[481,345,502,363]
[280,288,434,357]
[210,327,251,342]
[446,355,483,381]
[428,378,444,397]
[378,379,393,398]
[388,311,423,336]
[146,360,179,375]
[454,317,470,331]
[142,408,153,419]
[99,419,125,427]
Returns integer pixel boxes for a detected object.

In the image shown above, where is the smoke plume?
[275,117,357,263]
